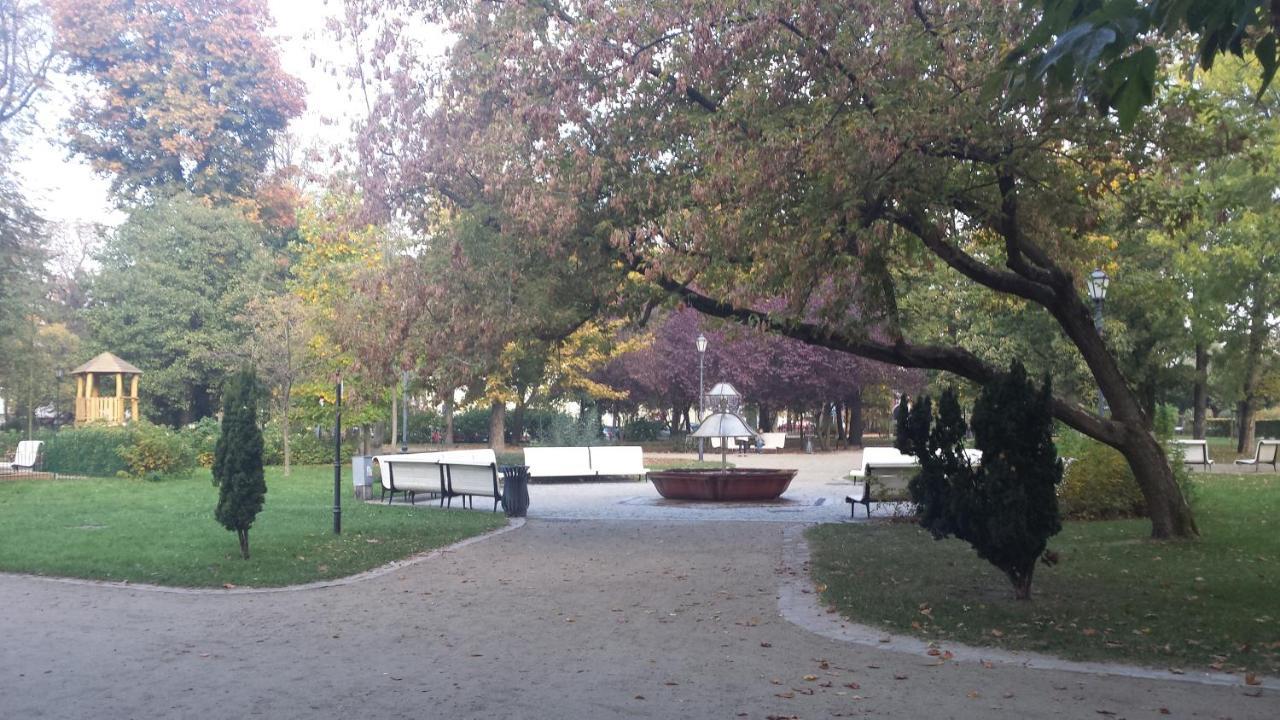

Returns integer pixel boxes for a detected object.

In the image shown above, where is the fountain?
[647,382,797,501]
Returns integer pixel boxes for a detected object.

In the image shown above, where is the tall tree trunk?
[1192,342,1208,440]
[848,388,864,447]
[1119,429,1197,538]
[282,379,291,477]
[443,395,455,445]
[1237,293,1268,454]
[834,402,845,447]
[489,400,506,452]
[510,396,528,446]
[390,392,398,453]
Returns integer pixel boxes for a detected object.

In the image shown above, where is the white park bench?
[759,432,787,452]
[587,446,648,479]
[0,440,43,474]
[1175,439,1213,471]
[523,445,648,480]
[1235,439,1279,472]
[374,449,503,511]
[845,446,982,518]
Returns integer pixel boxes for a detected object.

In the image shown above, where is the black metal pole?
[333,378,342,535]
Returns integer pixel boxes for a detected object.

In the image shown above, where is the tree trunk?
[443,395,455,445]
[1236,292,1268,454]
[238,528,250,560]
[511,397,527,446]
[848,388,864,447]
[282,390,291,477]
[1008,564,1034,601]
[390,392,398,453]
[1118,429,1198,539]
[834,402,845,448]
[489,400,506,452]
[1192,342,1208,440]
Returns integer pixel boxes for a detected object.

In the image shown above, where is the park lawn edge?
[0,465,507,588]
[806,473,1280,676]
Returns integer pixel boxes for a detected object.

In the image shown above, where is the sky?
[15,0,365,229]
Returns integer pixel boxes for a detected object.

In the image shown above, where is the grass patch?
[808,473,1280,675]
[0,465,506,588]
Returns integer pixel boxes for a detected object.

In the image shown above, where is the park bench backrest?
[375,456,444,494]
[12,440,42,468]
[760,432,787,450]
[589,446,645,475]
[524,446,593,474]
[445,461,499,497]
[1181,441,1209,465]
[1260,441,1279,463]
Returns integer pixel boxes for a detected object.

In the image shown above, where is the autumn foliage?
[50,0,304,202]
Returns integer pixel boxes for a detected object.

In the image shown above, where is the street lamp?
[401,369,410,454]
[1087,268,1110,416]
[696,333,708,462]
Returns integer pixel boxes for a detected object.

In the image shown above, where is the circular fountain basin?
[647,468,798,501]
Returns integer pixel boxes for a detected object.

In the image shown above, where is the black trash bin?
[499,465,530,518]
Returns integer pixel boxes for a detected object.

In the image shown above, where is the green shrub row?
[3,419,366,479]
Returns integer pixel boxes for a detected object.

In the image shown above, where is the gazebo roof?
[72,352,142,375]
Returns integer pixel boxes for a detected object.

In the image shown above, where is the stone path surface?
[1,449,1274,718]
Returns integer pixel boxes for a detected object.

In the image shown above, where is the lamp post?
[400,369,410,453]
[1087,268,1110,417]
[696,333,708,461]
[332,378,343,535]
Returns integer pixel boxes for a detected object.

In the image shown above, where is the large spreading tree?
[51,0,304,203]
[361,0,1201,538]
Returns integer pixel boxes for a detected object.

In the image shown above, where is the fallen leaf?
[1158,709,1170,715]
[844,682,861,690]
[760,642,772,648]
[966,691,980,699]
[990,629,1005,638]
[894,674,908,680]
[1245,673,1261,686]
[927,648,941,657]
[1082,628,1098,637]
[634,695,645,700]
[775,691,795,699]
[942,651,955,661]
[222,583,236,589]
[803,674,818,681]
[1096,711,1115,716]
[981,661,995,669]
[818,660,830,670]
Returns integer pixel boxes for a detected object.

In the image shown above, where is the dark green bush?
[1058,434,1146,520]
[621,418,666,441]
[405,408,443,443]
[42,425,134,476]
[1204,417,1233,437]
[179,417,222,467]
[452,408,491,443]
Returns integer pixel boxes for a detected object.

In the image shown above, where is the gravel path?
[1,517,1273,718]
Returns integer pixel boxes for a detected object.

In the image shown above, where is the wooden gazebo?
[72,352,142,426]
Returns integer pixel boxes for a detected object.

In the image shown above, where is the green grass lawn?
[808,473,1280,675]
[0,465,506,588]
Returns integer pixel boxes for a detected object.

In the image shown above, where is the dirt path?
[1,519,1272,719]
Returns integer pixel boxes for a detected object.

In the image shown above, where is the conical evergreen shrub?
[213,369,267,560]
